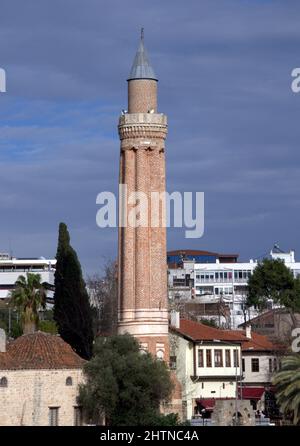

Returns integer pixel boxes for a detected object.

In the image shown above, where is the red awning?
[239,387,265,400]
[196,398,216,411]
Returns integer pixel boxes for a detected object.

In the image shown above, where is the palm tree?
[10,273,47,334]
[272,353,300,425]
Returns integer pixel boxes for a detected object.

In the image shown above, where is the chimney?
[245,324,252,339]
[0,328,6,352]
[170,310,180,329]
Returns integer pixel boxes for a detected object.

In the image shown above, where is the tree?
[10,273,46,334]
[199,318,218,328]
[87,260,118,336]
[247,259,300,327]
[78,334,177,426]
[273,354,300,424]
[53,222,94,360]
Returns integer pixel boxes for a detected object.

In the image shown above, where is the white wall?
[170,334,240,420]
[243,354,277,384]
[195,345,241,377]
[0,271,55,299]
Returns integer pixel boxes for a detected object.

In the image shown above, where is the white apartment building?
[168,247,300,329]
[0,253,56,300]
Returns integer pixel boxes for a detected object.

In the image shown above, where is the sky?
[0,0,300,275]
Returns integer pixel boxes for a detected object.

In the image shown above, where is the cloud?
[0,0,300,273]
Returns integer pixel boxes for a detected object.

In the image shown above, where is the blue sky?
[0,0,300,275]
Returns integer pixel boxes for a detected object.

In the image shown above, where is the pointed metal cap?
[127,29,158,81]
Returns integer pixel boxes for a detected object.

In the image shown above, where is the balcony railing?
[195,277,248,284]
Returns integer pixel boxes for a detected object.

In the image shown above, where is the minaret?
[117,30,169,360]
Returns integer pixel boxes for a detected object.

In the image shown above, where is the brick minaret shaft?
[117,32,169,360]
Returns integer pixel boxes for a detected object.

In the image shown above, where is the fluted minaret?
[117,30,169,360]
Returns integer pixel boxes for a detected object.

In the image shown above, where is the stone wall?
[0,368,83,426]
[211,399,255,426]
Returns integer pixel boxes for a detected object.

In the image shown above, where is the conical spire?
[128,28,157,81]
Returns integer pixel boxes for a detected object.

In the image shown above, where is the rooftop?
[0,331,85,370]
[128,29,157,81]
[171,319,280,351]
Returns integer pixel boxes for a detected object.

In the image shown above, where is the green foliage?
[0,309,22,339]
[38,319,58,334]
[10,273,47,334]
[273,354,300,425]
[53,222,94,360]
[146,412,182,426]
[78,334,177,426]
[247,259,298,310]
[199,318,218,328]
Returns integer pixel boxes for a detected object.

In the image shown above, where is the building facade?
[168,247,300,328]
[239,325,283,414]
[170,316,280,421]
[0,252,56,300]
[117,32,169,360]
[239,309,300,344]
[170,317,244,420]
[0,330,84,426]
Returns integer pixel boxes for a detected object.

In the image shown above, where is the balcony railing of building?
[195,278,249,284]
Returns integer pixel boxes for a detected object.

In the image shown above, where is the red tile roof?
[239,331,281,352]
[0,331,85,370]
[172,319,245,342]
[172,319,279,352]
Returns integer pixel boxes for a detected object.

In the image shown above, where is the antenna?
[8,237,13,258]
[141,27,144,41]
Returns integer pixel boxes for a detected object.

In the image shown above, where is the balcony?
[195,277,248,284]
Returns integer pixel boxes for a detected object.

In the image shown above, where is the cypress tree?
[53,222,94,359]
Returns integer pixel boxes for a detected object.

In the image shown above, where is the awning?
[196,398,216,411]
[238,387,265,400]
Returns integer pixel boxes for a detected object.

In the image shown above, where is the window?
[0,377,7,387]
[156,349,164,360]
[74,406,83,426]
[214,349,223,367]
[66,376,73,386]
[170,356,177,370]
[273,358,278,372]
[201,382,204,389]
[233,349,239,368]
[269,358,273,373]
[49,407,59,426]
[251,358,260,373]
[242,358,245,373]
[222,383,225,389]
[198,349,204,367]
[206,349,212,367]
[225,350,231,367]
